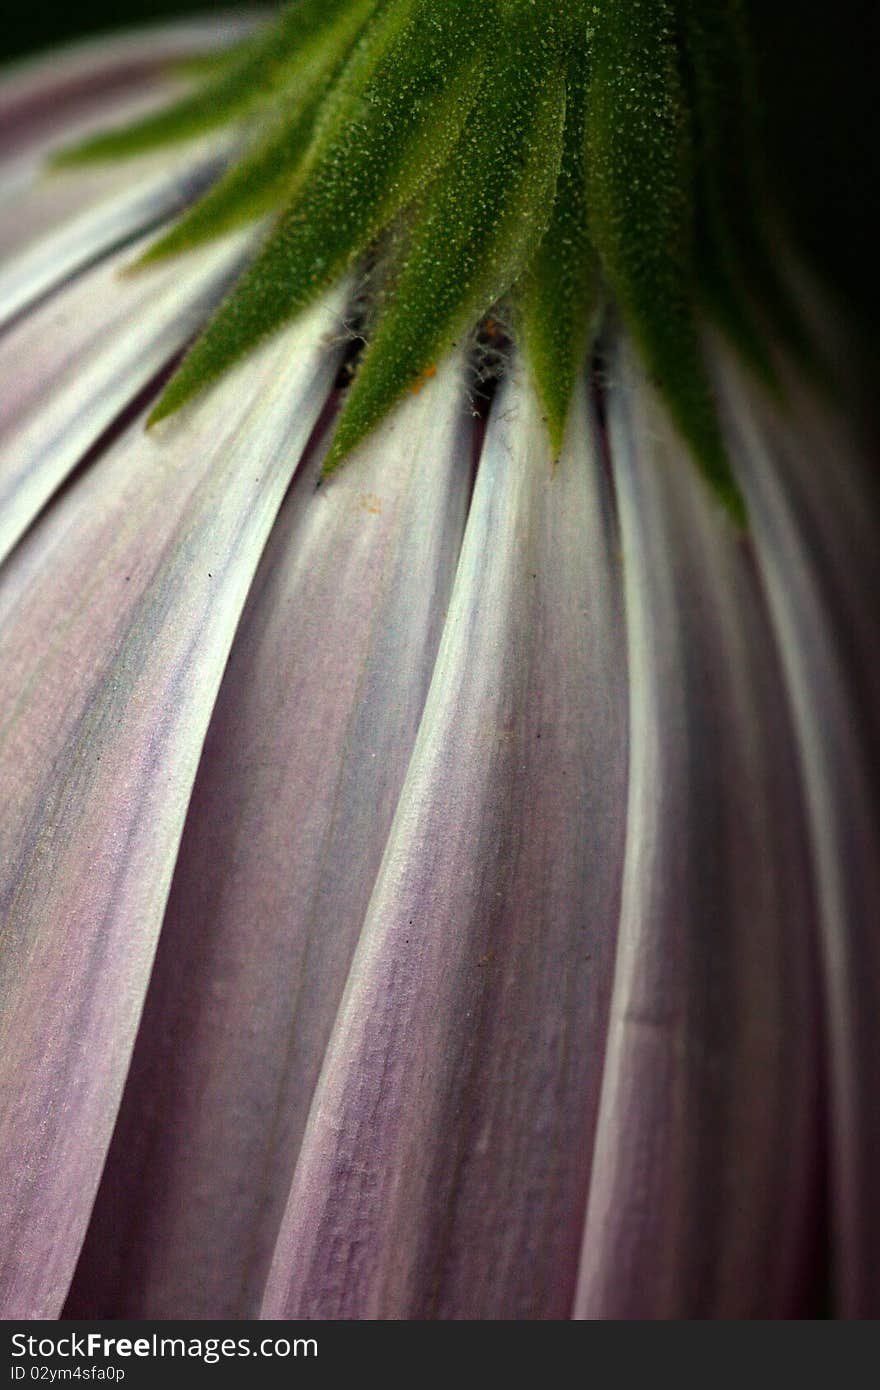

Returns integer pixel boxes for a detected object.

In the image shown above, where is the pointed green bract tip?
[52,0,378,164]
[58,0,814,523]
[147,381,188,428]
[686,420,747,528]
[321,431,353,479]
[149,0,492,428]
[544,408,568,464]
[516,51,597,459]
[318,15,566,473]
[722,483,748,531]
[127,247,163,274]
[583,0,747,518]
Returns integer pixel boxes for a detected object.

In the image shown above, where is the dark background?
[2,1,263,62]
[2,3,877,337]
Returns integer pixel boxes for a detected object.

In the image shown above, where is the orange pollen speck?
[410,363,438,395]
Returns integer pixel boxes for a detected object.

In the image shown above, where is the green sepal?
[682,0,780,394]
[515,52,598,455]
[586,0,745,524]
[692,200,781,395]
[680,1,809,390]
[322,16,566,473]
[52,0,377,164]
[163,36,253,81]
[132,0,422,264]
[148,0,489,426]
[133,82,329,266]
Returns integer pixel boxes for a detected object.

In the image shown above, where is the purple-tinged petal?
[0,142,229,328]
[0,17,253,162]
[0,87,206,261]
[717,353,880,1318]
[0,20,254,262]
[261,367,628,1320]
[0,290,343,1320]
[67,360,472,1320]
[0,229,252,564]
[574,341,822,1319]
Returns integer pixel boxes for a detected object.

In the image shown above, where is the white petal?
[0,87,195,224]
[0,143,230,329]
[717,351,880,1317]
[0,229,253,564]
[574,340,821,1318]
[0,288,344,1319]
[67,357,472,1319]
[0,16,253,132]
[263,367,628,1319]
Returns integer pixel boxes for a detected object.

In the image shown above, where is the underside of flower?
[1,7,879,1324]
[55,0,809,524]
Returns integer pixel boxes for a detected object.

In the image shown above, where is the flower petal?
[262,366,628,1319]
[0,230,252,565]
[66,358,472,1319]
[148,0,491,428]
[0,290,343,1319]
[0,17,252,162]
[54,2,376,164]
[321,15,566,470]
[574,340,822,1318]
[0,29,241,266]
[516,51,598,455]
[586,1,742,519]
[717,353,880,1317]
[0,89,198,251]
[0,142,229,329]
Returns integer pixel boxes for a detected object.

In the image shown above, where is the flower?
[0,5,878,1322]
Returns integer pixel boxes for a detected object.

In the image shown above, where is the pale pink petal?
[0,17,252,157]
[0,87,209,259]
[717,354,880,1317]
[0,290,343,1319]
[67,359,472,1319]
[0,229,252,564]
[262,368,628,1320]
[574,342,821,1319]
[0,142,229,327]
[0,19,252,264]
